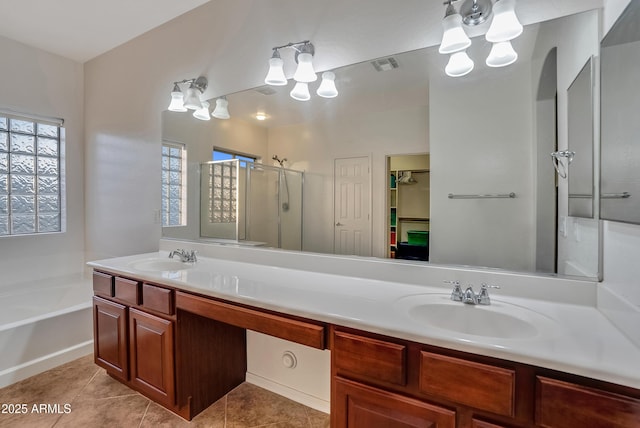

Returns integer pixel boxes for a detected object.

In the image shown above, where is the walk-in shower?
[200,158,303,250]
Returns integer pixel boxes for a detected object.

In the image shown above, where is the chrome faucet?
[445,281,499,305]
[463,283,500,305]
[444,280,464,302]
[168,249,197,263]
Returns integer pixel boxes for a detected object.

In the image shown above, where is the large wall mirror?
[601,0,640,224]
[162,8,602,280]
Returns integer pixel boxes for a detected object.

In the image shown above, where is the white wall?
[0,36,84,285]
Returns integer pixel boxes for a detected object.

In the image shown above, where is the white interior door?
[334,157,371,256]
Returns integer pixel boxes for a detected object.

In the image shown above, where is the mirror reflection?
[162,9,601,279]
[601,0,640,224]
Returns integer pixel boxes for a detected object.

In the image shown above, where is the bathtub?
[0,274,94,388]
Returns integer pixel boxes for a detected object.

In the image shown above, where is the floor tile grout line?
[138,401,151,428]
[72,367,100,401]
[223,394,228,428]
[48,412,65,428]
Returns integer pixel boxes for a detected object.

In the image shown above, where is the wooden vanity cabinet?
[331,326,640,428]
[92,273,178,411]
[334,377,455,427]
[535,376,640,428]
[129,307,175,407]
[93,295,128,382]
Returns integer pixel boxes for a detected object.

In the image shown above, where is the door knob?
[336,222,344,226]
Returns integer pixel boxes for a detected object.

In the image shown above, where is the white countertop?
[88,251,640,390]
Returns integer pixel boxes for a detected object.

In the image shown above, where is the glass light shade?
[211,98,230,119]
[265,57,287,86]
[439,13,471,54]
[486,41,518,67]
[293,52,317,83]
[290,81,310,101]
[445,51,474,77]
[485,0,523,42]
[316,72,338,98]
[168,86,187,112]
[193,101,211,121]
[183,87,202,110]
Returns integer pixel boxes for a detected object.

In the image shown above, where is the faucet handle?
[188,250,198,262]
[478,283,500,305]
[444,280,463,302]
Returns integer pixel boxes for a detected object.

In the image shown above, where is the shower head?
[272,155,287,167]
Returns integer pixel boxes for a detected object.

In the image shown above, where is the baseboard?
[245,372,330,414]
[0,340,94,388]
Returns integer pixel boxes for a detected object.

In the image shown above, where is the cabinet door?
[93,296,128,381]
[129,308,175,407]
[333,377,455,428]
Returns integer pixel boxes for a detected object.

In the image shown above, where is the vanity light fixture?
[485,0,523,42]
[193,101,211,121]
[265,41,317,84]
[438,0,523,77]
[211,96,230,120]
[168,83,188,112]
[167,76,208,111]
[485,40,518,67]
[290,81,311,101]
[316,71,339,98]
[265,50,288,86]
[446,50,475,77]
[439,1,472,54]
[264,40,336,101]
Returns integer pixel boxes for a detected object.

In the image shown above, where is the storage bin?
[407,230,428,247]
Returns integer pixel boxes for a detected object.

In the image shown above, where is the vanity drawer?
[93,271,114,297]
[536,377,640,428]
[333,330,407,387]
[142,283,174,315]
[176,291,325,349]
[114,277,140,305]
[419,351,515,417]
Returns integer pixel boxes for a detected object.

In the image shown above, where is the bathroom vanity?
[89,253,640,427]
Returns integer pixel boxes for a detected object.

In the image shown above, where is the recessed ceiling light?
[256,112,268,121]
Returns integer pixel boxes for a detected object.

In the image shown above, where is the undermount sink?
[395,294,556,340]
[128,258,193,272]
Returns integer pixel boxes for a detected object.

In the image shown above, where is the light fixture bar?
[271,40,313,53]
[460,0,493,26]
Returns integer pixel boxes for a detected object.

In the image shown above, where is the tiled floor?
[0,355,329,428]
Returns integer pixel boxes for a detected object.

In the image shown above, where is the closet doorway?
[386,154,430,261]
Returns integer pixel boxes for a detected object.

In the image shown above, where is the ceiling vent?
[371,57,399,72]
[254,86,278,96]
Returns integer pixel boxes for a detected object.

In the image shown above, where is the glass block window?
[161,142,187,227]
[207,160,237,224]
[0,115,63,236]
